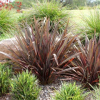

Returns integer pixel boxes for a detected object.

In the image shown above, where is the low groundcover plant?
[54,82,85,100]
[10,70,41,100]
[0,63,12,96]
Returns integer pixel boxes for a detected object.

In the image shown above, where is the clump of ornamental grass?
[0,8,17,34]
[0,63,12,96]
[19,0,68,33]
[0,18,79,85]
[33,0,67,21]
[68,35,100,89]
[10,70,41,100]
[81,9,100,39]
[54,82,85,100]
[33,0,68,33]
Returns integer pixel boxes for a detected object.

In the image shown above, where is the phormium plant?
[68,35,100,88]
[0,18,79,85]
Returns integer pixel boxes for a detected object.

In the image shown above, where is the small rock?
[0,38,19,60]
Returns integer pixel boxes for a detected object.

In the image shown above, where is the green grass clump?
[0,8,18,34]
[54,82,85,100]
[0,63,12,96]
[18,0,69,34]
[20,0,68,27]
[33,1,67,21]
[81,9,100,39]
[10,70,41,100]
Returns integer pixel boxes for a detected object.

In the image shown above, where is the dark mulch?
[0,94,11,100]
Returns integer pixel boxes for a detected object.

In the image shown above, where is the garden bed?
[0,77,94,100]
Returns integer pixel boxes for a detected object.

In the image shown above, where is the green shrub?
[54,82,85,100]
[0,8,18,34]
[10,70,41,100]
[0,63,12,96]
